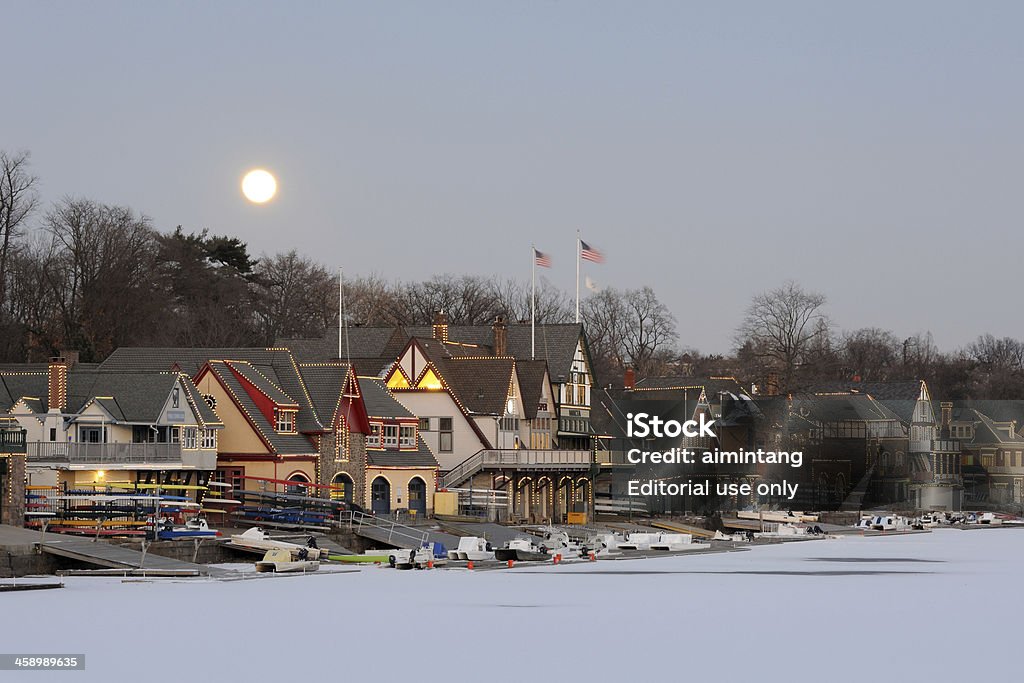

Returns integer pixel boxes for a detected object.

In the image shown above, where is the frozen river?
[3,528,1019,682]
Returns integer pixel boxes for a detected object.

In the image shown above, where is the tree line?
[2,150,1020,400]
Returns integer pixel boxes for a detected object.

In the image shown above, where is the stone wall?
[1,456,26,527]
[318,431,367,507]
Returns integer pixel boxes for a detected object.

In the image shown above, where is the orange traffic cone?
[427,559,434,569]
[507,559,514,568]
[553,554,561,565]
[467,560,474,570]
[589,552,596,561]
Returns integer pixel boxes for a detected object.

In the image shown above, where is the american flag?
[580,240,604,263]
[534,248,551,268]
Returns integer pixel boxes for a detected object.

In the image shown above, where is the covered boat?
[229,526,324,560]
[447,536,494,561]
[255,548,319,573]
[494,538,550,562]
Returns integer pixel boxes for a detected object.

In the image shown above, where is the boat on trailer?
[228,526,324,560]
[255,548,319,573]
[494,538,550,562]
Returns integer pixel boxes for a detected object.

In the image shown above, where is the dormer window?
[382,424,399,448]
[400,425,416,448]
[276,409,297,433]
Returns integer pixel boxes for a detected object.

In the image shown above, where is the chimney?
[492,315,508,356]
[940,401,952,439]
[432,310,449,343]
[624,365,636,390]
[48,357,68,412]
[765,371,779,397]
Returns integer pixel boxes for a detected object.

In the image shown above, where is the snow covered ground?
[3,529,1020,682]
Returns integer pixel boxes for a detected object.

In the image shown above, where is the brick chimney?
[765,372,779,397]
[432,310,449,343]
[492,315,508,356]
[48,357,68,412]
[624,365,636,390]
[940,401,952,439]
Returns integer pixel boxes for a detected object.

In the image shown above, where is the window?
[201,428,217,450]
[400,425,416,448]
[276,409,296,433]
[181,426,198,450]
[418,417,431,431]
[49,427,57,442]
[439,417,453,453]
[172,387,180,408]
[382,424,399,448]
[368,423,382,448]
[170,427,180,444]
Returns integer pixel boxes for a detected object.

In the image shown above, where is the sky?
[4,1,1022,353]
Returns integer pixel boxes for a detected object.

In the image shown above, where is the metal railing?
[0,428,27,453]
[26,441,184,466]
[440,449,592,489]
[344,510,429,547]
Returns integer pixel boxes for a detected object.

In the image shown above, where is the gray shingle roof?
[367,436,439,469]
[358,377,414,419]
[206,361,316,455]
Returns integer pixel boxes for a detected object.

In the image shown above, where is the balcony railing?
[0,428,27,454]
[26,441,185,466]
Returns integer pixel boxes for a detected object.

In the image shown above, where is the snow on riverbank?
[3,529,1020,683]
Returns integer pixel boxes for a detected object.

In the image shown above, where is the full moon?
[241,169,277,203]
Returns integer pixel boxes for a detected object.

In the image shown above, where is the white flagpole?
[575,229,581,323]
[531,245,536,359]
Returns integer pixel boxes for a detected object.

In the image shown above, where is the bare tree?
[488,276,573,324]
[42,198,166,360]
[582,286,678,383]
[0,151,39,309]
[622,286,677,376]
[736,281,830,392]
[840,327,901,381]
[253,250,337,343]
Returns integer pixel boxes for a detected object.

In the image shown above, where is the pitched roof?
[968,410,1024,446]
[515,360,550,420]
[295,363,354,427]
[281,323,586,379]
[0,367,221,426]
[103,347,327,433]
[203,361,316,455]
[786,393,905,424]
[358,377,414,419]
[366,436,439,469]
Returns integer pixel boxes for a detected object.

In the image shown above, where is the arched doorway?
[371,476,391,515]
[408,477,427,517]
[331,472,353,504]
[286,472,310,495]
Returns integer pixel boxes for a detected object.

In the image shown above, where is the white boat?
[617,532,660,551]
[447,537,494,561]
[712,530,752,542]
[581,532,625,558]
[538,528,583,558]
[494,538,550,562]
[255,548,319,573]
[868,515,911,532]
[650,533,710,551]
[388,545,442,569]
[229,526,324,560]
